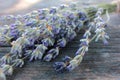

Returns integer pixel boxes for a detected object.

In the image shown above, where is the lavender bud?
[57,38,67,47]
[43,54,53,62]
[62,56,72,62]
[0,68,6,80]
[42,38,55,47]
[77,11,87,21]
[44,47,59,61]
[66,55,83,71]
[49,7,58,14]
[30,44,47,61]
[0,54,12,64]
[83,30,91,38]
[2,64,13,75]
[12,59,24,67]
[53,62,66,72]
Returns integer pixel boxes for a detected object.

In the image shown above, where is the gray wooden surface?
[0,13,119,80]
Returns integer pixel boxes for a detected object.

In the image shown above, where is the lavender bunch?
[0,2,114,80]
[53,8,109,72]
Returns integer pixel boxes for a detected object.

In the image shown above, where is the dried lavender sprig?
[53,8,110,72]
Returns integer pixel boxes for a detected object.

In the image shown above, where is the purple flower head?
[9,24,19,39]
[39,15,45,20]
[49,7,57,14]
[67,20,72,26]
[68,13,75,20]
[43,48,59,62]
[47,47,59,59]
[62,56,72,62]
[28,38,35,46]
[25,18,38,27]
[63,11,70,18]
[66,30,77,41]
[43,54,53,62]
[1,64,13,75]
[77,11,87,21]
[66,64,74,71]
[12,59,24,67]
[42,38,55,47]
[57,38,67,47]
[51,16,59,22]
[59,18,66,25]
[53,62,66,72]
[0,54,12,64]
[52,25,60,34]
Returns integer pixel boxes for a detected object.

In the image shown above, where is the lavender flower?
[43,47,59,61]
[66,55,83,71]
[0,35,11,46]
[42,37,55,47]
[57,38,67,47]
[0,54,12,64]
[62,56,72,62]
[38,8,49,20]
[10,37,30,57]
[0,68,6,80]
[25,18,38,27]
[12,59,24,67]
[9,24,19,39]
[49,7,57,14]
[53,62,66,72]
[76,39,89,55]
[52,25,61,34]
[66,29,77,41]
[29,44,47,61]
[77,11,87,21]
[1,64,13,75]
[43,29,54,38]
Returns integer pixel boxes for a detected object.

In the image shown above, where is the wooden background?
[0,0,120,80]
